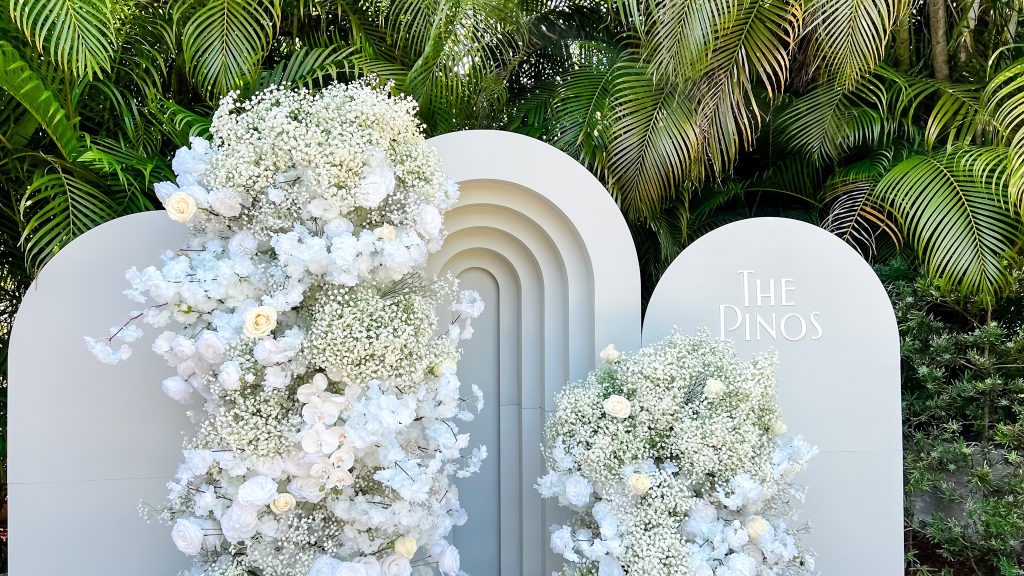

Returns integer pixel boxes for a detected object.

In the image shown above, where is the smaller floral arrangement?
[537,330,818,576]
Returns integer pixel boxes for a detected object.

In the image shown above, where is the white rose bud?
[165,191,197,223]
[745,515,775,545]
[702,378,726,399]
[628,473,651,495]
[270,493,296,514]
[171,518,203,555]
[770,418,788,437]
[602,395,632,419]
[374,224,397,241]
[599,344,622,364]
[394,535,417,559]
[243,306,277,338]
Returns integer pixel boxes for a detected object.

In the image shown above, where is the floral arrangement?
[86,82,485,576]
[537,331,818,576]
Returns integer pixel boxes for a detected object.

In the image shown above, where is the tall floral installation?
[537,331,818,576]
[85,82,486,576]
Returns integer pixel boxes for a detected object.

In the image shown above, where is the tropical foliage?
[0,0,1023,572]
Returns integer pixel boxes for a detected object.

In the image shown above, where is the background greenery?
[0,0,1022,572]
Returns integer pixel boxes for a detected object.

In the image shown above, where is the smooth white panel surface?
[643,217,903,576]
[9,211,192,575]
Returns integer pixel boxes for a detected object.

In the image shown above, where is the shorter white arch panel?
[643,217,903,576]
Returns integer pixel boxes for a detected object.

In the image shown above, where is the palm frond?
[804,0,905,90]
[872,145,1022,301]
[9,0,119,78]
[0,41,80,158]
[984,56,1024,211]
[606,56,702,221]
[18,158,119,273]
[178,0,282,99]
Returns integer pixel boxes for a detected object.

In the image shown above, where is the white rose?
[416,204,443,238]
[563,474,593,507]
[356,169,396,208]
[374,224,397,241]
[628,473,651,495]
[165,191,197,223]
[745,515,775,545]
[209,188,242,217]
[162,376,193,403]
[723,553,758,576]
[600,344,622,364]
[435,543,460,575]
[602,395,631,419]
[703,378,726,399]
[195,332,225,364]
[380,554,412,576]
[237,476,279,507]
[243,306,277,338]
[171,335,196,359]
[228,230,258,259]
[270,492,296,514]
[337,557,381,576]
[307,555,343,576]
[220,504,259,543]
[394,536,417,559]
[431,359,457,377]
[770,418,788,437]
[725,520,750,549]
[218,360,242,390]
[288,476,326,503]
[171,518,203,556]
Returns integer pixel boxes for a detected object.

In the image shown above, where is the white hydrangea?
[537,330,817,576]
[87,81,487,576]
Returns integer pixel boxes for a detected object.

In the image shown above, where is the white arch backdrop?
[9,130,901,575]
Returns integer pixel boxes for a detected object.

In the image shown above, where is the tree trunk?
[928,0,950,79]
[895,11,911,72]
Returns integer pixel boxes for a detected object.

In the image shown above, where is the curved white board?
[643,217,903,576]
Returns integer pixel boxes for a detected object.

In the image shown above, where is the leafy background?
[0,0,1022,572]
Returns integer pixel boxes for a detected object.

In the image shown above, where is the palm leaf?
[0,41,80,158]
[822,148,903,256]
[606,57,702,221]
[178,0,281,99]
[19,158,119,273]
[804,0,905,90]
[873,146,1022,301]
[984,56,1024,211]
[8,0,119,78]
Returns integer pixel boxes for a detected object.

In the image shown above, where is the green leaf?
[178,0,281,99]
[804,0,905,90]
[8,0,119,78]
[19,159,118,273]
[0,40,80,158]
[873,146,1022,301]
[984,57,1024,212]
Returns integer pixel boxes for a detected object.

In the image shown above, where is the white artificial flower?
[356,152,396,208]
[243,306,277,338]
[308,555,343,576]
[416,204,443,238]
[628,473,651,495]
[374,224,397,241]
[217,360,243,390]
[165,191,197,223]
[563,474,593,507]
[300,423,345,454]
[209,188,243,217]
[394,535,417,559]
[602,395,632,419]
[161,376,193,403]
[270,493,296,514]
[337,557,382,576]
[432,541,461,576]
[237,476,279,507]
[220,504,260,543]
[721,553,758,576]
[287,476,326,503]
[745,516,775,545]
[195,332,225,364]
[380,553,412,576]
[703,378,726,399]
[600,344,622,364]
[171,518,204,556]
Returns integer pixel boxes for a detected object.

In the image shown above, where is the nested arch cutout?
[427,131,643,575]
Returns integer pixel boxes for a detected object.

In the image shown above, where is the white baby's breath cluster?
[537,330,818,576]
[87,81,485,576]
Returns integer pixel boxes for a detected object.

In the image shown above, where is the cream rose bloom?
[745,515,775,544]
[393,535,417,559]
[770,418,788,437]
[166,191,198,223]
[603,395,631,419]
[628,473,651,495]
[599,343,622,364]
[703,378,726,399]
[270,493,296,514]
[374,224,397,241]
[243,306,277,338]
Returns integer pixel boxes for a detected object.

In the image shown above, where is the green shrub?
[880,260,1024,575]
